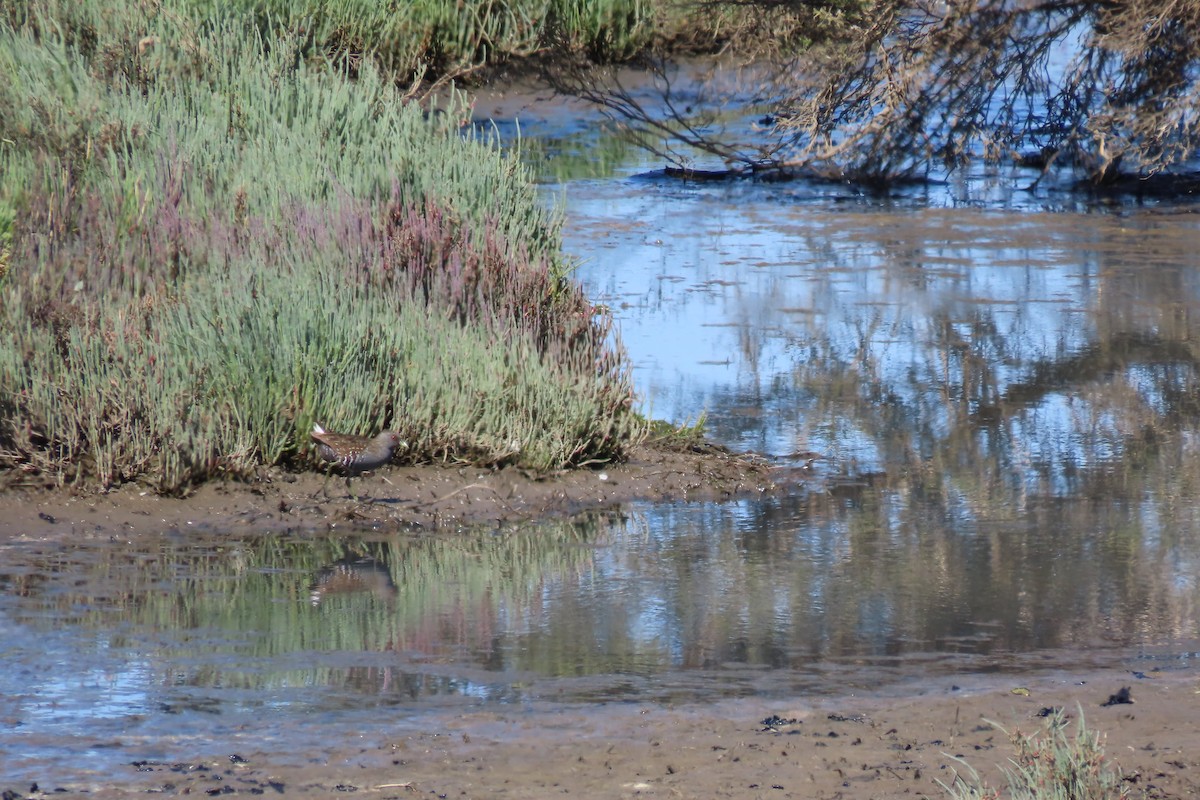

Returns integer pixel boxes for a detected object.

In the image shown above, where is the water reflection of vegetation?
[8,516,614,697]
[518,130,644,183]
[4,480,1198,705]
[782,219,1200,504]
[638,210,1200,663]
[617,488,1200,673]
[660,211,1200,508]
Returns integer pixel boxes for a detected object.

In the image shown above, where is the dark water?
[5,100,1200,781]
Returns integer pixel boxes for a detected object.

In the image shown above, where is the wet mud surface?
[5,666,1198,798]
[0,441,802,540]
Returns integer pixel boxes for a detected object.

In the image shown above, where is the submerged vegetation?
[0,0,650,492]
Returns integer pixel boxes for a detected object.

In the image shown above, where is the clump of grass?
[646,414,708,450]
[940,708,1133,800]
[228,0,654,78]
[4,0,870,97]
[0,3,644,493]
[5,0,654,90]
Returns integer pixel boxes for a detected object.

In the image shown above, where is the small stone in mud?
[1101,686,1134,707]
[38,512,56,523]
[1036,706,1061,717]
[228,754,246,764]
[760,714,800,731]
[170,763,210,774]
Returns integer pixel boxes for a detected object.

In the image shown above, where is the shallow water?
[5,95,1200,782]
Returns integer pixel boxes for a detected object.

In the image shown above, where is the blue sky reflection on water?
[561,176,1200,489]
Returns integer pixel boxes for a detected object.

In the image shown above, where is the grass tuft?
[939,708,1133,800]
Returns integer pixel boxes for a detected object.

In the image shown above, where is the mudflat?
[7,666,1197,799]
[0,442,802,539]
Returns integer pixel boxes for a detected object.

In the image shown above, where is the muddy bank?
[0,442,812,539]
[7,665,1197,799]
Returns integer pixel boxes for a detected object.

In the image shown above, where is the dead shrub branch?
[551,0,1200,187]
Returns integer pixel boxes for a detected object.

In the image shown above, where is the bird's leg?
[350,473,383,504]
[315,464,335,500]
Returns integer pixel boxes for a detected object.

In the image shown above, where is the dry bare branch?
[551,0,1200,188]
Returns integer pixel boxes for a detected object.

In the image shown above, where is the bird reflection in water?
[309,556,398,607]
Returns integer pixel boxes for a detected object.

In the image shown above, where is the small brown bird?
[311,423,406,500]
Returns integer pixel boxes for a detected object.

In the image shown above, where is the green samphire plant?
[0,1,644,493]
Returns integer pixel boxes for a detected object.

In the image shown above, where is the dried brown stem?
[550,0,1200,187]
